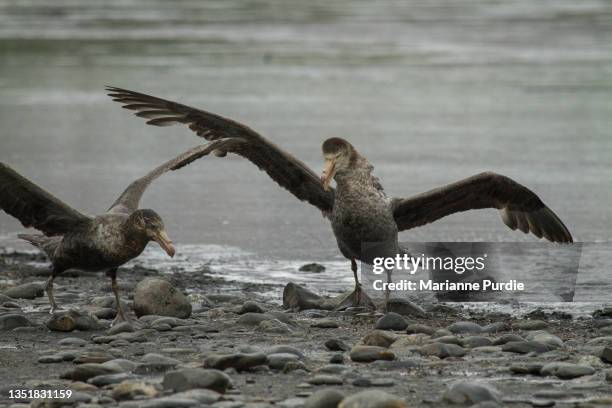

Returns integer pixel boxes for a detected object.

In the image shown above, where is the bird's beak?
[153,229,175,258]
[320,158,336,191]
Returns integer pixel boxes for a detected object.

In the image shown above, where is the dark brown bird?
[107,86,573,308]
[0,142,233,322]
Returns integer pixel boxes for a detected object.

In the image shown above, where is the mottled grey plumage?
[107,86,573,308]
[0,142,229,319]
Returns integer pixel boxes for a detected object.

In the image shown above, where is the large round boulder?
[133,278,192,318]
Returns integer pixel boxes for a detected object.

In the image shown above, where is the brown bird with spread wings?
[107,86,573,308]
[0,141,235,322]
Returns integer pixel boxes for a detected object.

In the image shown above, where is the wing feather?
[391,172,572,243]
[106,86,334,213]
[0,163,92,236]
[108,139,244,214]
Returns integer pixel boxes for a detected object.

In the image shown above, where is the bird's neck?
[334,155,385,197]
[120,220,150,251]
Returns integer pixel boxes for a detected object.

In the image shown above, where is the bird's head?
[130,209,175,257]
[320,137,355,191]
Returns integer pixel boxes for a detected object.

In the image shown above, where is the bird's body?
[21,213,149,273]
[107,86,574,309]
[329,155,398,264]
[0,142,226,320]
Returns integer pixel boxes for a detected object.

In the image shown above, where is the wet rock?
[88,372,136,386]
[236,313,273,326]
[172,389,222,405]
[237,301,265,314]
[58,337,88,347]
[510,363,544,375]
[461,336,493,349]
[599,347,612,363]
[304,389,344,408]
[578,354,606,369]
[594,319,612,328]
[140,397,200,408]
[61,363,122,381]
[481,322,509,333]
[593,307,612,318]
[442,382,502,404]
[447,321,483,334]
[338,390,405,408]
[385,298,427,318]
[108,321,134,335]
[138,353,181,371]
[47,313,76,332]
[73,351,115,364]
[418,342,466,359]
[94,307,117,320]
[349,346,395,363]
[514,320,547,330]
[525,331,563,349]
[469,402,502,408]
[283,283,336,311]
[307,375,343,385]
[434,335,462,345]
[405,324,435,335]
[38,354,64,364]
[162,368,230,393]
[0,313,31,330]
[330,354,344,364]
[284,361,308,373]
[492,334,524,345]
[46,310,99,332]
[204,353,268,371]
[268,353,300,369]
[299,263,326,273]
[540,362,595,379]
[258,319,292,334]
[317,364,352,375]
[3,282,44,299]
[605,369,612,382]
[112,381,158,401]
[267,345,304,358]
[311,319,339,329]
[587,336,612,347]
[432,329,453,338]
[92,331,147,344]
[361,330,396,348]
[133,278,192,318]
[375,312,408,331]
[502,341,550,354]
[325,339,350,352]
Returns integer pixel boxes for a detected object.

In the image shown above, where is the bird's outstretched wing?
[0,163,92,236]
[108,139,244,214]
[106,86,334,213]
[391,172,573,243]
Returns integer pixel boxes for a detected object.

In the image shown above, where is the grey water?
[0,1,611,313]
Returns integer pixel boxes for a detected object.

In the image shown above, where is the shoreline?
[0,250,611,407]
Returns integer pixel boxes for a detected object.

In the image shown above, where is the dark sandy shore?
[0,250,611,408]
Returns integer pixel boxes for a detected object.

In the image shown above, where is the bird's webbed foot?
[335,284,376,310]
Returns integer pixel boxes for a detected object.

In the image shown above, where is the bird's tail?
[18,234,59,258]
[18,233,47,247]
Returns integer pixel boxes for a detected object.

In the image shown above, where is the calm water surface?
[0,1,611,310]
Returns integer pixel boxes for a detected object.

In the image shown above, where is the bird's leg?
[384,269,392,312]
[336,259,375,310]
[108,269,128,325]
[45,269,60,314]
[352,259,361,297]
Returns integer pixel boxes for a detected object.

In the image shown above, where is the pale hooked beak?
[320,158,336,191]
[153,229,175,258]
